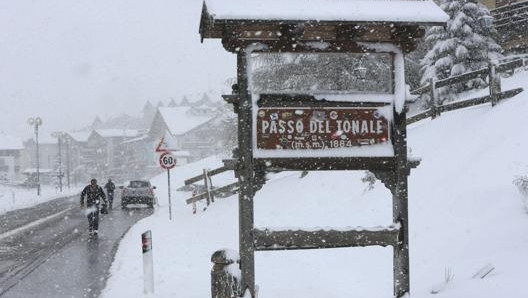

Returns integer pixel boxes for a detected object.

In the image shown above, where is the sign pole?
[167,169,172,220]
[158,151,176,221]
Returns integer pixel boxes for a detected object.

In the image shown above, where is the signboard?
[159,152,176,170]
[155,137,169,153]
[256,107,389,150]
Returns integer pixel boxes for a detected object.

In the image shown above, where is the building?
[83,129,145,181]
[64,131,91,186]
[119,133,157,182]
[18,133,62,188]
[0,133,24,184]
[149,106,227,162]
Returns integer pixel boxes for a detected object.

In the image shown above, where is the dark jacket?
[104,181,116,192]
[81,185,107,207]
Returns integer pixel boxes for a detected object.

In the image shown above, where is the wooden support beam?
[255,157,397,172]
[406,110,433,125]
[253,226,400,251]
[371,159,419,194]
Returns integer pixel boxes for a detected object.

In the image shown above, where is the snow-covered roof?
[66,131,91,143]
[170,150,191,157]
[121,134,149,144]
[29,134,57,145]
[158,107,216,136]
[95,129,143,138]
[23,168,54,174]
[203,0,449,24]
[0,133,24,151]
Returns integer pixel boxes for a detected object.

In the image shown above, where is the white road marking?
[0,207,75,241]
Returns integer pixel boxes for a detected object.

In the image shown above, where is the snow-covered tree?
[421,0,502,99]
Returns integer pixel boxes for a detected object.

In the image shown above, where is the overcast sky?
[0,0,235,139]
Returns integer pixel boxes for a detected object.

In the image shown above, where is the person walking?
[80,178,107,236]
[104,178,116,210]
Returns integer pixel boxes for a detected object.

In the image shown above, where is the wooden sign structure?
[199,1,448,297]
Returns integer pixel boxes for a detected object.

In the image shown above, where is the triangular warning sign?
[155,137,169,153]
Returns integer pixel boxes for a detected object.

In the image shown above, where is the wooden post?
[392,107,410,298]
[488,62,501,106]
[236,49,256,298]
[211,250,241,298]
[428,78,438,119]
[203,169,212,205]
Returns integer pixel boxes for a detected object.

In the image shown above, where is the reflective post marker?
[142,230,154,295]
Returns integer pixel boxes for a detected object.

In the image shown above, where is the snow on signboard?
[204,0,449,25]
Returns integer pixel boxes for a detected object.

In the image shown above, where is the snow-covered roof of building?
[95,129,143,138]
[0,133,24,150]
[22,168,54,174]
[121,134,149,144]
[170,150,191,157]
[66,131,91,143]
[28,134,57,145]
[203,0,449,24]
[159,107,216,136]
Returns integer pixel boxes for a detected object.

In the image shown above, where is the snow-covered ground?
[99,70,528,298]
[0,185,82,215]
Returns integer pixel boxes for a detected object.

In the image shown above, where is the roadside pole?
[142,230,154,295]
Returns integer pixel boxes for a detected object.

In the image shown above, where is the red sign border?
[159,152,176,170]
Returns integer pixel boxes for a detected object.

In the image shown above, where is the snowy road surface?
[0,193,153,298]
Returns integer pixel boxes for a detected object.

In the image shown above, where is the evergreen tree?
[180,96,190,106]
[90,116,104,129]
[168,98,178,107]
[420,0,502,100]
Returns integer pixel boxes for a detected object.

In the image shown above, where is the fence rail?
[408,58,526,125]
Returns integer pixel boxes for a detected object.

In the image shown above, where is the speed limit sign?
[159,152,176,170]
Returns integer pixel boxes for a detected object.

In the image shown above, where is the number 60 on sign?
[159,152,176,170]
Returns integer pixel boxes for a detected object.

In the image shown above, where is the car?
[120,180,156,208]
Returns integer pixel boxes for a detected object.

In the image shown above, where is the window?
[128,180,151,188]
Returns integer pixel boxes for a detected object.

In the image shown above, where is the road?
[0,191,153,298]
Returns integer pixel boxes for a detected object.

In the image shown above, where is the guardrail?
[408,58,526,125]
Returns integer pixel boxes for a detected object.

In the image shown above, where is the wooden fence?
[407,58,526,125]
[184,159,239,206]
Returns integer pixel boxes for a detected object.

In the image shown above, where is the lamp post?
[51,132,65,192]
[64,137,71,188]
[27,117,43,196]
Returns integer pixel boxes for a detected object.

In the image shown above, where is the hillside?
[101,70,528,298]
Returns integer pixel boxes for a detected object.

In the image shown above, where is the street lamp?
[51,132,65,192]
[479,15,494,31]
[64,137,71,189]
[27,117,43,196]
